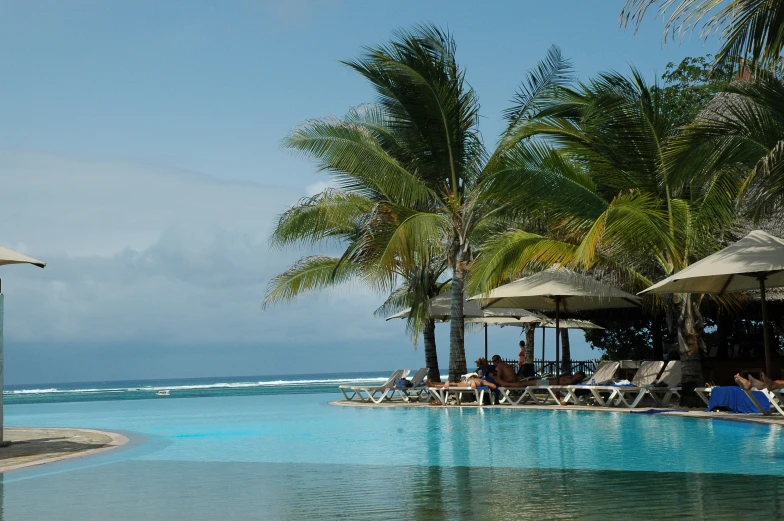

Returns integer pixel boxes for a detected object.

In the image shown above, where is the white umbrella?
[471,270,640,376]
[640,229,784,376]
[385,294,538,321]
[386,295,545,360]
[0,246,45,444]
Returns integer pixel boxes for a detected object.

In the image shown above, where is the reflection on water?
[2,460,784,521]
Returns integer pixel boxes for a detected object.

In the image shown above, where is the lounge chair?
[427,383,495,407]
[644,360,682,406]
[389,367,429,402]
[567,361,664,408]
[500,361,620,406]
[339,369,409,403]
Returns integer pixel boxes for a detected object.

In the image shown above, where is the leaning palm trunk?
[423,319,440,382]
[667,293,705,406]
[560,328,571,375]
[449,246,468,382]
[525,325,536,364]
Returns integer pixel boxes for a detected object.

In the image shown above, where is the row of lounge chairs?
[340,361,683,410]
[496,360,682,409]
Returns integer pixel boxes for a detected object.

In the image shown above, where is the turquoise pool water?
[4,393,784,520]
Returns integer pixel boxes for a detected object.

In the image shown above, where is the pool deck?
[331,400,784,427]
[0,427,128,472]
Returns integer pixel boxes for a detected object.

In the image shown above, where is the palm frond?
[270,189,373,249]
[263,256,363,308]
[620,0,784,70]
[284,117,439,207]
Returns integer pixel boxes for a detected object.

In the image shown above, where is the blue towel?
[707,386,770,414]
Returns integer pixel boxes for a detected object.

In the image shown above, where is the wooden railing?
[501,359,598,377]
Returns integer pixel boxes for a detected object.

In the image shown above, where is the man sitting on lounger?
[491,355,516,382]
[494,372,587,388]
[734,372,784,391]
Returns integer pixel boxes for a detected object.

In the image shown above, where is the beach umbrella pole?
[484,324,488,362]
[541,327,546,374]
[758,275,773,377]
[555,297,561,378]
[0,285,4,445]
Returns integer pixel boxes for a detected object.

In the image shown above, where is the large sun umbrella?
[640,229,784,376]
[471,270,641,376]
[385,294,537,321]
[386,295,544,361]
[0,246,45,444]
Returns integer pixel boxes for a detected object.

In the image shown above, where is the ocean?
[4,371,395,405]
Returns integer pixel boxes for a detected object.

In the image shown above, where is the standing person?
[517,341,536,379]
[491,355,516,383]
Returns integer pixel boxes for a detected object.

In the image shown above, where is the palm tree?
[620,0,784,71]
[263,184,447,382]
[267,26,572,381]
[471,69,743,392]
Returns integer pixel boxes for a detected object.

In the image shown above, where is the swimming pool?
[4,393,783,520]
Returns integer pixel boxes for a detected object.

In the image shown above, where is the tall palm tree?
[471,69,743,390]
[621,0,784,71]
[267,26,572,381]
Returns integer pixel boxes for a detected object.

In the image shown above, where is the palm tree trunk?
[525,325,535,363]
[448,244,467,382]
[560,328,571,374]
[667,293,705,406]
[423,318,440,382]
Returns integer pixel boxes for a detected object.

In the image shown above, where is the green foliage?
[584,318,656,360]
[654,55,732,127]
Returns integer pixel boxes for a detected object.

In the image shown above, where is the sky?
[0,0,721,384]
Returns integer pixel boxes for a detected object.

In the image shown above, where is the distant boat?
[156,390,171,396]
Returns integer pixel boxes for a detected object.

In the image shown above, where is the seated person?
[495,371,586,388]
[491,355,516,382]
[474,357,495,377]
[735,372,784,391]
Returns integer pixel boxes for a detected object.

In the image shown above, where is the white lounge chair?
[644,360,682,406]
[427,383,495,407]
[594,360,666,409]
[339,369,409,403]
[389,367,429,402]
[503,361,620,406]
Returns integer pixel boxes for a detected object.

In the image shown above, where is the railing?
[501,359,598,377]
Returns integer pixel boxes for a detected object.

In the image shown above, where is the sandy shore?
[0,427,128,472]
[331,400,784,427]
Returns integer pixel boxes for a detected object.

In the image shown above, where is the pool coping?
[330,400,784,428]
[0,427,129,473]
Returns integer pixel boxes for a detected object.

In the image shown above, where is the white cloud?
[0,150,393,351]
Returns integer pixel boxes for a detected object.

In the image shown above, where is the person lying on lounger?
[734,373,784,391]
[494,371,587,388]
[426,374,498,390]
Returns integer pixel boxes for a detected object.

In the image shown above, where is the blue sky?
[0,1,719,384]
